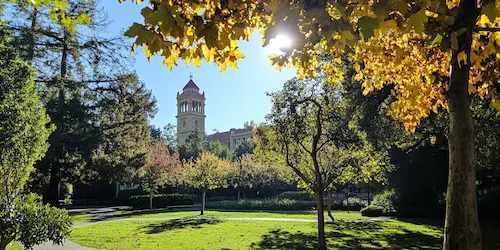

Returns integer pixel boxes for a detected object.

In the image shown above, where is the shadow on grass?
[250,222,442,250]
[113,209,172,218]
[141,217,221,234]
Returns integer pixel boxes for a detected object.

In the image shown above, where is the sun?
[266,34,293,55]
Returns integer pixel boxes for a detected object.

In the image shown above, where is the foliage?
[150,123,177,151]
[5,0,89,32]
[277,191,314,201]
[360,205,384,217]
[372,189,397,214]
[388,146,448,218]
[123,0,499,131]
[178,130,205,160]
[183,152,231,191]
[140,140,182,192]
[1,194,71,250]
[0,24,53,208]
[203,140,234,160]
[342,197,368,210]
[206,198,316,211]
[91,74,157,183]
[128,194,194,209]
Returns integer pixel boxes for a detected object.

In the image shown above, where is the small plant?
[360,205,384,217]
[372,189,397,214]
[342,197,368,211]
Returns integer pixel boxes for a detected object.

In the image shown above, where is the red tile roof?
[183,80,199,90]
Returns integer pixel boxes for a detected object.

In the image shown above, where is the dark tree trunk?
[47,30,69,207]
[443,1,481,249]
[47,163,61,206]
[327,188,334,222]
[237,188,241,201]
[368,185,371,205]
[149,189,153,212]
[0,240,9,250]
[316,190,327,250]
[201,188,206,215]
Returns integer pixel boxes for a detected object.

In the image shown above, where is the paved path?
[31,207,391,250]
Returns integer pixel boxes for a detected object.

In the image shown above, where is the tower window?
[194,120,198,128]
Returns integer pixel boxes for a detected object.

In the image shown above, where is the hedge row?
[206,198,316,211]
[128,194,194,209]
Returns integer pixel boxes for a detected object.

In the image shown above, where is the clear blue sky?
[101,1,296,133]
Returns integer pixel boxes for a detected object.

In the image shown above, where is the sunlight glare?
[267,34,293,54]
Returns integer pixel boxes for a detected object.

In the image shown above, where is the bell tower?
[176,74,206,145]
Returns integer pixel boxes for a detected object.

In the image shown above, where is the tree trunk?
[316,190,327,250]
[368,185,371,205]
[201,188,206,215]
[443,3,481,248]
[47,163,61,206]
[0,240,9,250]
[327,188,334,222]
[237,188,241,201]
[149,189,153,212]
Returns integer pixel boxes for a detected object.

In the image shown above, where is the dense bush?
[360,205,383,217]
[206,198,316,211]
[478,188,500,219]
[129,194,193,209]
[277,191,314,201]
[372,189,397,214]
[342,197,368,211]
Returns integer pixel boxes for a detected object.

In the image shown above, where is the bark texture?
[316,191,326,250]
[201,189,206,215]
[443,0,482,248]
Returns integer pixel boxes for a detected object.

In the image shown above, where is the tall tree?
[0,25,70,250]
[258,78,387,249]
[6,0,155,205]
[183,152,231,215]
[123,1,500,247]
[140,140,182,212]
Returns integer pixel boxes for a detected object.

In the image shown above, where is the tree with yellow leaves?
[183,152,231,215]
[121,0,499,249]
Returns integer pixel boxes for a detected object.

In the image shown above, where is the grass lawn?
[70,218,445,250]
[70,212,94,223]
[71,210,500,250]
[111,209,369,221]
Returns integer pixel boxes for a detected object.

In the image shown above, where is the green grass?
[70,218,446,250]
[111,209,369,221]
[70,213,94,223]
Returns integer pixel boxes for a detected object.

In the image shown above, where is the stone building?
[176,76,206,145]
[206,128,253,151]
[176,77,252,149]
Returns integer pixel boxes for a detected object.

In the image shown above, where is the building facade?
[206,128,253,151]
[176,77,206,145]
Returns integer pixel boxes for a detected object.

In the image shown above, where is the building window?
[194,120,198,128]
[183,120,186,128]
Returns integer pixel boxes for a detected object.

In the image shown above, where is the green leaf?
[358,17,379,41]
[407,9,428,33]
[124,22,144,38]
[482,2,499,22]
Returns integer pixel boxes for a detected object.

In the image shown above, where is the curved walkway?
[32,208,392,250]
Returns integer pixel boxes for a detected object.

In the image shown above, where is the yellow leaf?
[457,51,467,68]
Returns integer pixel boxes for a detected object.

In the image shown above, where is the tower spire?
[189,72,193,80]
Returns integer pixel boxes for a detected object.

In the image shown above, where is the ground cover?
[70,218,445,249]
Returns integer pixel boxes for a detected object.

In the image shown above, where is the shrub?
[277,191,314,201]
[206,198,316,211]
[342,197,368,211]
[129,194,193,209]
[372,189,397,214]
[360,205,383,217]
